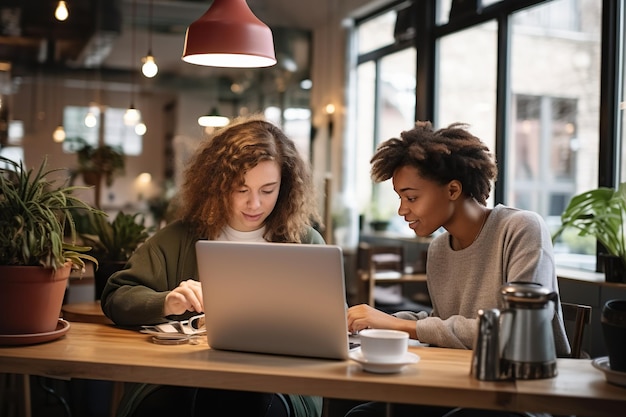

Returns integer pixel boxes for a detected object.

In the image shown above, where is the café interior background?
[1,0,625,273]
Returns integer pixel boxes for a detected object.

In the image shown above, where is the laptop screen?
[196,240,352,360]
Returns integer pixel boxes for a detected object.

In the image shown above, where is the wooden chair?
[357,243,405,306]
[560,302,592,359]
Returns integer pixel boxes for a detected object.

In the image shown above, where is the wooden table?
[61,301,114,325]
[0,322,624,417]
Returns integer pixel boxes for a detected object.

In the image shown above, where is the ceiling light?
[141,0,158,78]
[182,0,277,68]
[198,108,230,127]
[141,53,158,78]
[55,1,69,22]
[124,105,141,126]
[135,121,147,136]
[125,0,141,126]
[83,103,99,128]
[85,110,97,128]
[52,125,66,143]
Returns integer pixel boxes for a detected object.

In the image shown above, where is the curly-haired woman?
[102,115,323,417]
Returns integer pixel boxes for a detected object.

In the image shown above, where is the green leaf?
[553,184,626,267]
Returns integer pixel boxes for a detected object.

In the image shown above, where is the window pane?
[437,0,503,25]
[437,22,498,189]
[104,108,142,155]
[357,10,397,55]
[63,106,99,148]
[283,107,312,160]
[374,48,417,231]
[62,106,142,156]
[354,47,416,234]
[509,0,601,270]
[355,62,376,214]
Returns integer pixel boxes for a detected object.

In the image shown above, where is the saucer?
[592,356,626,388]
[0,319,70,346]
[349,348,420,374]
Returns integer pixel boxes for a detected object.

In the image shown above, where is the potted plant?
[77,211,153,299]
[0,156,102,337]
[66,137,126,208]
[366,202,395,232]
[552,183,626,282]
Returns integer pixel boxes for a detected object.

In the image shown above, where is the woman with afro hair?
[345,121,569,417]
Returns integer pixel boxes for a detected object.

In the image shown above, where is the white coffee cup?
[358,329,409,363]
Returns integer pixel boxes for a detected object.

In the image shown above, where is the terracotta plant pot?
[0,264,71,335]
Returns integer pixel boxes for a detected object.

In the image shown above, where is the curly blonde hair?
[371,121,498,205]
[178,115,321,242]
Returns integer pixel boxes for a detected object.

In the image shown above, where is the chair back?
[356,244,405,305]
[357,243,404,276]
[560,302,592,358]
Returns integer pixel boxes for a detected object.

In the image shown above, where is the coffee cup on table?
[601,299,626,372]
[358,329,409,363]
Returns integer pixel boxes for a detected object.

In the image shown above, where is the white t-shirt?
[217,225,267,242]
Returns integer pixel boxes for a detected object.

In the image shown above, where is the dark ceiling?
[0,0,123,72]
[0,0,320,104]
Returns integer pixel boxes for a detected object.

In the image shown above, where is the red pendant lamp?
[182,0,277,68]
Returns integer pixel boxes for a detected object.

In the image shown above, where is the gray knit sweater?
[398,204,571,357]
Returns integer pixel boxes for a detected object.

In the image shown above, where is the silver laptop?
[195,240,352,360]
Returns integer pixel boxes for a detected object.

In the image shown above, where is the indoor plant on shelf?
[552,183,626,282]
[66,137,126,209]
[0,156,102,337]
[77,210,153,299]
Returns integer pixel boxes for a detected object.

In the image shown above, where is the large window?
[352,3,417,236]
[508,0,601,269]
[434,0,601,270]
[346,0,622,272]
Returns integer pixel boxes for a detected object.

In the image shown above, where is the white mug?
[359,329,409,363]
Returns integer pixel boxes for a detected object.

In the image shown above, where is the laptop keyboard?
[348,334,361,351]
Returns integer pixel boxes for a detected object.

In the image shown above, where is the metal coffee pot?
[471,282,558,380]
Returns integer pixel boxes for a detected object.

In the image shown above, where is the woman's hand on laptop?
[164,279,204,316]
[347,304,417,339]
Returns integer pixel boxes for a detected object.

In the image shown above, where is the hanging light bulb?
[141,53,158,78]
[55,1,69,21]
[52,125,66,143]
[85,110,97,128]
[142,0,158,78]
[125,0,142,126]
[198,107,230,127]
[182,0,276,68]
[135,121,147,136]
[84,103,99,127]
[124,105,141,126]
